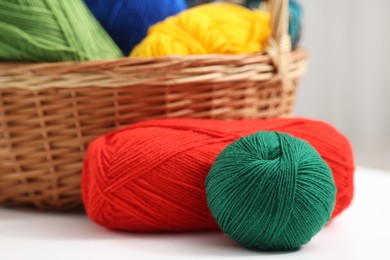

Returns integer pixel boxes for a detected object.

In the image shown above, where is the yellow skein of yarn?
[130,3,271,57]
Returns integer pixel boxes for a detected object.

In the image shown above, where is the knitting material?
[84,0,186,55]
[82,118,354,232]
[0,0,122,62]
[130,3,271,57]
[206,131,335,251]
[186,0,302,48]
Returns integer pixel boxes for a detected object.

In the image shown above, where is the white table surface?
[1,167,389,260]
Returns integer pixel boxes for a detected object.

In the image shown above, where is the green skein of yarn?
[206,131,336,251]
[0,0,122,62]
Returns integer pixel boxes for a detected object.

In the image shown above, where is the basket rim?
[0,48,308,67]
[0,49,308,90]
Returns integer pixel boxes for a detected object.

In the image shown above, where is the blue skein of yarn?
[287,0,302,48]
[244,0,302,48]
[84,0,187,55]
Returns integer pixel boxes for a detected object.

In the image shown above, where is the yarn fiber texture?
[243,0,302,48]
[82,118,354,232]
[206,131,335,251]
[286,0,302,48]
[186,0,302,48]
[130,3,271,57]
[84,0,186,55]
[0,0,122,62]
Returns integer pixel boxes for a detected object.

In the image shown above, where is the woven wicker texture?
[0,0,307,210]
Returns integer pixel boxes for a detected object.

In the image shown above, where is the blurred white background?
[295,0,390,170]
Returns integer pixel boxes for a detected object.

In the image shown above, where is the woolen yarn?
[130,3,271,57]
[206,131,336,251]
[84,0,186,55]
[0,0,122,61]
[82,118,354,233]
[186,0,302,48]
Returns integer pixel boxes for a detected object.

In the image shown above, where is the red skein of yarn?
[82,118,354,232]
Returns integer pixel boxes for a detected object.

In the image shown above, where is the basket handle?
[269,0,290,46]
[266,0,293,92]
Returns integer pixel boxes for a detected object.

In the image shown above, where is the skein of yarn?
[286,0,302,48]
[82,118,354,232]
[186,0,213,7]
[84,0,187,55]
[206,131,335,251]
[245,0,302,48]
[130,3,271,57]
[186,0,302,48]
[0,0,122,62]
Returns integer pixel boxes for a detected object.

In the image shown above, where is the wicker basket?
[0,0,307,210]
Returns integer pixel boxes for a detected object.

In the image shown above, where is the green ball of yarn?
[0,0,122,62]
[205,131,336,251]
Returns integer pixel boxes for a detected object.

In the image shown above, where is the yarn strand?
[82,118,354,234]
[0,0,122,61]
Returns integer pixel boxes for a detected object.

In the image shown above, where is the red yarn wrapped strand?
[82,118,354,231]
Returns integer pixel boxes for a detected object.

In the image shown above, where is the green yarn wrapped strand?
[0,0,122,62]
[206,131,336,251]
